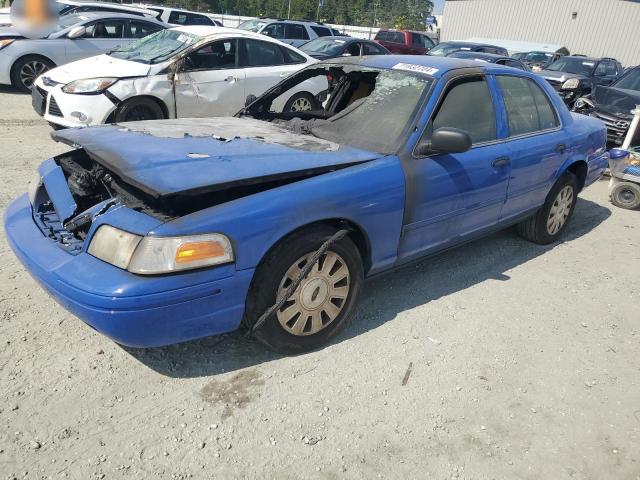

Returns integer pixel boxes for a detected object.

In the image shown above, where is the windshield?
[525,51,553,62]
[238,19,267,32]
[300,38,346,56]
[246,64,433,154]
[428,43,468,57]
[109,29,200,64]
[614,68,640,91]
[547,57,596,76]
[52,13,85,31]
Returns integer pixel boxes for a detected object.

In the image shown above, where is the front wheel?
[114,97,164,123]
[610,181,640,210]
[244,226,363,354]
[517,172,578,244]
[11,55,54,93]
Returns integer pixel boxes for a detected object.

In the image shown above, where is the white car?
[0,7,10,27]
[32,26,324,128]
[0,12,167,92]
[131,4,223,27]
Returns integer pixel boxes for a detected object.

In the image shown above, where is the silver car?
[0,12,167,92]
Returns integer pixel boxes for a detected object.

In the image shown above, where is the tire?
[114,97,164,123]
[517,172,579,245]
[610,181,640,210]
[284,92,317,112]
[244,225,364,354]
[10,55,54,93]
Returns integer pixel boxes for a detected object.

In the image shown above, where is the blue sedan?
[4,56,609,353]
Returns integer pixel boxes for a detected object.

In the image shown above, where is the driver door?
[398,75,510,261]
[174,39,246,117]
[64,19,127,63]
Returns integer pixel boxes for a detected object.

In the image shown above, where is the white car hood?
[46,54,153,84]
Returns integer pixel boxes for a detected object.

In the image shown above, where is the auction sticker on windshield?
[392,63,438,76]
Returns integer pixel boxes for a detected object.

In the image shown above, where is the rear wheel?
[284,92,317,112]
[114,97,164,122]
[610,181,640,210]
[11,55,54,93]
[517,172,578,244]
[244,226,363,354]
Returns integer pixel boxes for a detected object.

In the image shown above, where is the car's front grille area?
[48,96,63,117]
[591,110,631,146]
[33,189,84,255]
[36,86,47,113]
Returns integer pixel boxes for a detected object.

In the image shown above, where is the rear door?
[241,38,305,98]
[494,74,566,221]
[399,74,510,259]
[174,39,245,117]
[64,18,127,62]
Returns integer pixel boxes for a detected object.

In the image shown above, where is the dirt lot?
[0,86,639,480]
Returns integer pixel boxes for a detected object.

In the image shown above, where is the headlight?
[62,77,118,94]
[562,78,580,90]
[0,39,14,50]
[88,225,142,269]
[128,234,234,274]
[27,171,42,206]
[87,226,234,274]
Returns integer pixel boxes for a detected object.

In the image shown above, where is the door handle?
[555,143,566,153]
[492,156,510,168]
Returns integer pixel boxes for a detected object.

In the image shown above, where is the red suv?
[374,29,436,55]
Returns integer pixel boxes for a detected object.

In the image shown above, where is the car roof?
[440,41,501,48]
[564,55,609,62]
[450,51,509,60]
[257,18,322,25]
[71,11,165,22]
[171,25,314,51]
[327,54,527,78]
[59,0,156,12]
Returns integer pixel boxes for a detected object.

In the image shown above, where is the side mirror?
[67,26,86,39]
[245,94,257,107]
[415,127,472,156]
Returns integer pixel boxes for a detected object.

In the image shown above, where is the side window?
[84,20,125,39]
[391,32,405,44]
[594,62,607,76]
[185,13,213,26]
[363,42,385,55]
[424,35,435,49]
[262,23,285,39]
[311,26,331,37]
[430,77,497,144]
[411,33,422,46]
[127,21,162,39]
[497,76,559,136]
[345,42,361,56]
[285,24,309,40]
[604,60,617,76]
[184,40,237,71]
[504,59,526,70]
[375,31,388,41]
[243,39,285,67]
[168,11,188,25]
[281,46,306,64]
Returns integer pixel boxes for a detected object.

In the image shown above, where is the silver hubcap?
[289,96,312,112]
[20,61,48,89]
[276,251,350,336]
[547,185,574,235]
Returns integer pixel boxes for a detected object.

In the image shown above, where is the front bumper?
[3,194,253,347]
[32,76,116,128]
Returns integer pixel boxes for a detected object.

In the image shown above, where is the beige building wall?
[441,0,640,65]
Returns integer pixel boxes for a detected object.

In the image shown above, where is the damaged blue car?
[4,56,608,353]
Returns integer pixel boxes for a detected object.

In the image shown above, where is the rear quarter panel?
[151,156,407,276]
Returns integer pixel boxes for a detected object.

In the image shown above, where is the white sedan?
[32,26,324,128]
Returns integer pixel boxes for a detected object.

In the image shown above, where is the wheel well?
[566,160,588,191]
[262,219,372,273]
[112,95,169,120]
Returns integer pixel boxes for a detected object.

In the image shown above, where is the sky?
[433,0,445,14]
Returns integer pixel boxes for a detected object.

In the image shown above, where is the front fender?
[151,156,406,276]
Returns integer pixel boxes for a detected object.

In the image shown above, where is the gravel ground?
[1,86,639,480]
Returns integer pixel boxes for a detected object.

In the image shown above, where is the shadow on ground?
[124,196,611,378]
[0,85,25,96]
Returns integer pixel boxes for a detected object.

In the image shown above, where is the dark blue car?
[4,56,609,353]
